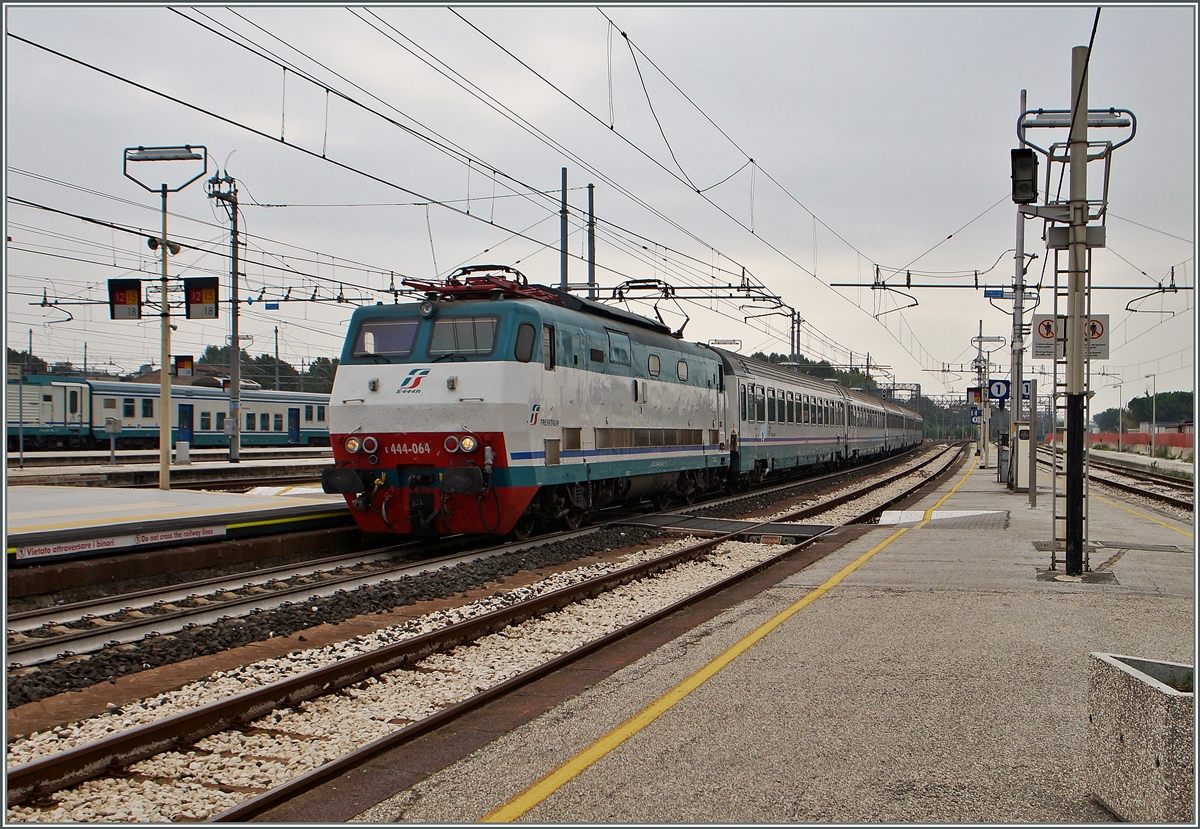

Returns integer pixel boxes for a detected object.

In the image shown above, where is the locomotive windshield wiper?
[362,354,393,363]
[433,352,467,362]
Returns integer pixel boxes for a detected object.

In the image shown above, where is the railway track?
[5,444,965,820]
[6,445,948,671]
[6,447,332,469]
[1036,447,1193,512]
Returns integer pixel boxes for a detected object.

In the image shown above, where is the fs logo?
[397,368,430,394]
[529,404,541,426]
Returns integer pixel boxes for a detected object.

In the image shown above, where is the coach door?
[178,404,194,446]
[287,408,301,444]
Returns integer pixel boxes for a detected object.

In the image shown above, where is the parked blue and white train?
[5,374,331,450]
[322,265,923,538]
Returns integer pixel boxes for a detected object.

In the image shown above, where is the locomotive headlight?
[418,300,436,318]
[344,436,361,454]
[362,436,379,454]
[459,435,478,453]
[444,435,460,453]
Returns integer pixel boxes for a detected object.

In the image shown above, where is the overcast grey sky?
[4,4,1195,411]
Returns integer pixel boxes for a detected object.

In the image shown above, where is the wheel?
[652,492,672,512]
[510,511,537,542]
[563,507,586,531]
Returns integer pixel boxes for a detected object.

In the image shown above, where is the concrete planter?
[1086,652,1194,822]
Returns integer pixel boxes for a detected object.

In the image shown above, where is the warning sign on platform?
[1031,314,1109,360]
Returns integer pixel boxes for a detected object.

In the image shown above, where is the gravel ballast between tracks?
[6,528,665,709]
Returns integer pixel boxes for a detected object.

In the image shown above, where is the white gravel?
[7,537,789,823]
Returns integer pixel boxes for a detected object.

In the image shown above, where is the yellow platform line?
[1092,494,1194,539]
[482,449,976,822]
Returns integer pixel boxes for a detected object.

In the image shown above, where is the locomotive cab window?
[354,318,419,358]
[542,324,556,370]
[607,330,631,366]
[430,316,498,356]
[514,322,536,363]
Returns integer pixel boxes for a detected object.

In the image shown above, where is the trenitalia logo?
[397,368,430,394]
[529,404,540,425]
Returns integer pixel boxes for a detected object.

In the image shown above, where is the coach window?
[216,412,226,432]
[103,398,116,410]
[607,330,632,366]
[514,322,536,363]
[648,353,661,378]
[142,398,154,418]
[317,405,326,421]
[740,384,747,421]
[677,360,688,381]
[354,318,419,358]
[245,412,256,431]
[839,402,845,426]
[305,405,313,422]
[200,411,212,431]
[542,324,556,370]
[274,413,284,431]
[756,386,765,422]
[786,392,794,423]
[123,398,135,418]
[260,413,270,431]
[767,388,776,423]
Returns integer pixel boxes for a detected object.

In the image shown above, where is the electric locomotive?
[322,265,730,538]
[322,264,923,539]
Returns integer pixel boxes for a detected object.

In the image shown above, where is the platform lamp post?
[124,145,208,490]
[1114,382,1123,453]
[1145,373,1157,459]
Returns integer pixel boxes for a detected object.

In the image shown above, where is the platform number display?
[988,380,1010,401]
[184,277,219,320]
[108,278,142,320]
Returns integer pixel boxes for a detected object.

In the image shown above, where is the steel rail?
[6,444,966,811]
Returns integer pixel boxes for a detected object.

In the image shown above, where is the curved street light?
[123,145,208,490]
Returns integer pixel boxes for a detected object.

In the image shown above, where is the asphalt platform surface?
[352,452,1195,824]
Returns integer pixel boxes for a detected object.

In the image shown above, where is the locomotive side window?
[590,348,605,363]
[542,325,556,370]
[514,322,536,363]
[677,360,688,381]
[142,398,154,418]
[430,316,498,356]
[607,330,631,366]
[354,319,419,357]
[648,354,661,377]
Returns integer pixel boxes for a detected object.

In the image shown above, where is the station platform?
[1089,446,1194,478]
[5,455,331,489]
[4,484,348,565]
[619,512,830,544]
[344,450,1195,824]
